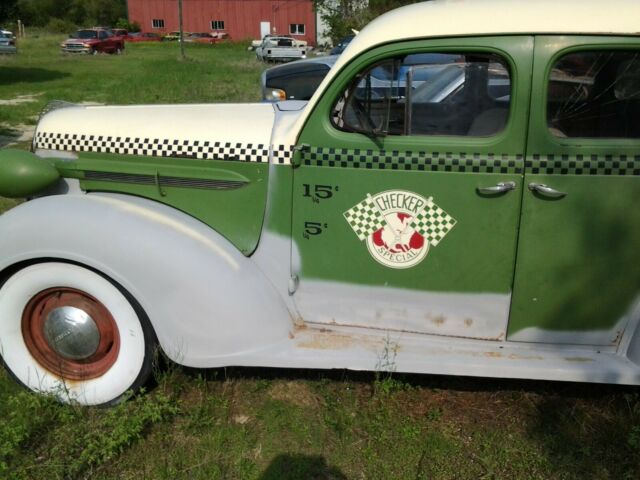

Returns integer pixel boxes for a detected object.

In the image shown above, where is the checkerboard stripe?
[526,154,640,176]
[301,147,523,173]
[343,197,385,241]
[34,131,295,164]
[409,203,457,247]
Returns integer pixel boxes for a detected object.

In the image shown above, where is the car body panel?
[34,103,277,254]
[291,36,533,339]
[509,35,640,345]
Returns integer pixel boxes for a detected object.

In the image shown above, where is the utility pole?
[178,0,185,59]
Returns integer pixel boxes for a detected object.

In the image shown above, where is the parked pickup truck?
[61,28,124,55]
[255,35,307,62]
[1,0,640,405]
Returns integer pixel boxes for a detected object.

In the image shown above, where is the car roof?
[345,0,639,63]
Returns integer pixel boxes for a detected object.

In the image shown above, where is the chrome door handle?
[528,182,567,198]
[477,181,516,195]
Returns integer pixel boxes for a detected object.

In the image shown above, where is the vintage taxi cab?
[0,0,639,405]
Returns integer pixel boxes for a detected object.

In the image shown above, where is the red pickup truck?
[60,28,124,55]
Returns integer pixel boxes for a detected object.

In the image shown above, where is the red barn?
[127,0,317,45]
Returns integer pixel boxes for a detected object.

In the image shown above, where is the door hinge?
[291,144,309,169]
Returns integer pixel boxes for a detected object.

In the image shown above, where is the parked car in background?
[262,55,338,101]
[255,36,307,62]
[0,29,17,54]
[163,31,188,41]
[60,28,124,55]
[250,34,308,51]
[126,32,162,42]
[111,29,128,42]
[330,33,356,55]
[260,52,460,102]
[184,32,228,44]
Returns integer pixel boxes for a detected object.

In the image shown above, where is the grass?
[2,33,640,480]
[0,33,265,133]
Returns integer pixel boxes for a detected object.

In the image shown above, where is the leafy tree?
[9,0,126,28]
[0,0,18,26]
[314,0,424,43]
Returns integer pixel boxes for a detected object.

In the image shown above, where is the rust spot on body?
[298,333,354,350]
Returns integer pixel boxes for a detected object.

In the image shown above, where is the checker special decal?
[344,190,456,269]
[34,132,295,164]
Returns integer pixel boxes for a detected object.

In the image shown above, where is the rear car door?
[291,37,534,340]
[509,36,640,346]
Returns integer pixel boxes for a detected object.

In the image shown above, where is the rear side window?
[547,51,640,138]
[332,52,511,137]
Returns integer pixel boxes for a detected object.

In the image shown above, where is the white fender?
[0,193,294,367]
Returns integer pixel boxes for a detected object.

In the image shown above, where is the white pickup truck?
[0,0,639,405]
[255,35,307,62]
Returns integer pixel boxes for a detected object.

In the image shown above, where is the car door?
[291,37,534,340]
[509,36,640,346]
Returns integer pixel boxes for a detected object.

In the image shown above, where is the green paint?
[51,152,269,255]
[293,36,534,293]
[508,36,640,340]
[263,165,293,237]
[0,149,60,198]
[292,168,523,292]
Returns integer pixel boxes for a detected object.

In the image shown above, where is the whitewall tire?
[0,262,155,406]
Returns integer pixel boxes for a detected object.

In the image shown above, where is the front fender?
[0,193,293,366]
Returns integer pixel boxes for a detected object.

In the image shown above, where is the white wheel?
[0,262,155,406]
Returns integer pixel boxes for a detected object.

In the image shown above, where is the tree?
[314,0,424,43]
[0,0,18,25]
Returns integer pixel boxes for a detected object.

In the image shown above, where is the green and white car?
[1,0,639,405]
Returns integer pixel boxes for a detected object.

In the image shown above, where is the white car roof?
[292,0,640,137]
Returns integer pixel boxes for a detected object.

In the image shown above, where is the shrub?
[46,17,76,34]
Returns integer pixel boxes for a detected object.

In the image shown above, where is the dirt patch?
[0,123,35,148]
[268,381,321,408]
[0,93,43,106]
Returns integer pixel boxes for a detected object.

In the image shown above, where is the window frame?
[296,36,533,159]
[211,20,225,30]
[544,45,640,141]
[289,24,305,36]
[151,19,165,29]
[330,50,515,139]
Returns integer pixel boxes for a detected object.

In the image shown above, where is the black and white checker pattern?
[344,197,385,241]
[526,154,640,176]
[35,131,295,164]
[272,144,294,164]
[302,147,524,173]
[410,203,457,247]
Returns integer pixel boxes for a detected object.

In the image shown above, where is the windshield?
[73,30,98,39]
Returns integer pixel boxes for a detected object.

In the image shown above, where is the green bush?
[45,17,76,34]
[115,17,140,32]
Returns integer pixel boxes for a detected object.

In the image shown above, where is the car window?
[332,52,511,137]
[547,50,640,138]
[76,30,98,39]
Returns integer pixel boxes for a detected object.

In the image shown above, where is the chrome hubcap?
[43,306,101,360]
